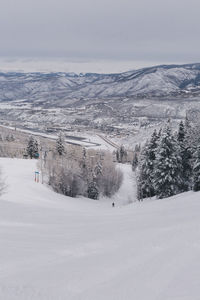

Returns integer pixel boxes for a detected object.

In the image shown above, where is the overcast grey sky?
[0,0,199,72]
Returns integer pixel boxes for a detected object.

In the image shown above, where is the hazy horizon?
[0,57,198,74]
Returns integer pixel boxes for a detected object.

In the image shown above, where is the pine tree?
[132,152,138,171]
[94,161,102,177]
[33,140,39,156]
[137,143,152,200]
[148,130,159,162]
[137,130,159,200]
[153,126,183,199]
[185,116,200,153]
[177,120,192,191]
[82,147,86,169]
[185,115,191,133]
[135,143,141,152]
[56,133,65,156]
[118,145,127,163]
[116,150,119,162]
[132,144,141,171]
[177,121,185,143]
[158,128,162,138]
[87,181,99,200]
[193,145,200,191]
[27,136,37,159]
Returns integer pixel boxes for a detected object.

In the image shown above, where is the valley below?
[1,64,200,146]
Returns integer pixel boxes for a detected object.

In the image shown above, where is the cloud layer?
[0,0,199,70]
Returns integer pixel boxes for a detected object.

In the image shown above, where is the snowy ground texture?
[1,158,200,300]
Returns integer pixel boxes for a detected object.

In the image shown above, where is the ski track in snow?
[0,158,200,299]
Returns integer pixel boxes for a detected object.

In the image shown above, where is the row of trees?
[35,132,123,200]
[26,132,65,159]
[0,129,123,200]
[137,118,200,200]
[0,133,15,142]
[41,147,123,199]
[116,145,128,163]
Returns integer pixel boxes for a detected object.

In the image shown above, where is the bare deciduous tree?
[40,146,123,199]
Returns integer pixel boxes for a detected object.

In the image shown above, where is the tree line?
[37,133,123,200]
[136,118,200,200]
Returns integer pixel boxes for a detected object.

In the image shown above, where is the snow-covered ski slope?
[0,158,200,300]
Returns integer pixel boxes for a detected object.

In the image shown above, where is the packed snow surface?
[0,158,200,299]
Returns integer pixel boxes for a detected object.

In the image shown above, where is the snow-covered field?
[0,158,200,299]
[0,124,117,151]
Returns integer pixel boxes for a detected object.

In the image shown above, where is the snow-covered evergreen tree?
[119,145,124,162]
[148,130,159,162]
[177,120,192,191]
[137,130,159,200]
[116,145,127,163]
[193,145,200,191]
[116,149,119,162]
[94,161,102,177]
[27,136,38,159]
[177,121,185,143]
[82,147,86,169]
[56,133,65,156]
[153,125,183,199]
[33,140,39,156]
[87,181,99,200]
[185,116,200,153]
[132,152,138,171]
[135,143,141,152]
[132,144,141,171]
[137,143,151,200]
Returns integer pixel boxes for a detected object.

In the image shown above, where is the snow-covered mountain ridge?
[1,63,200,102]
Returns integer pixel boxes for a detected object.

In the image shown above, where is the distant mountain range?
[0,63,200,104]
